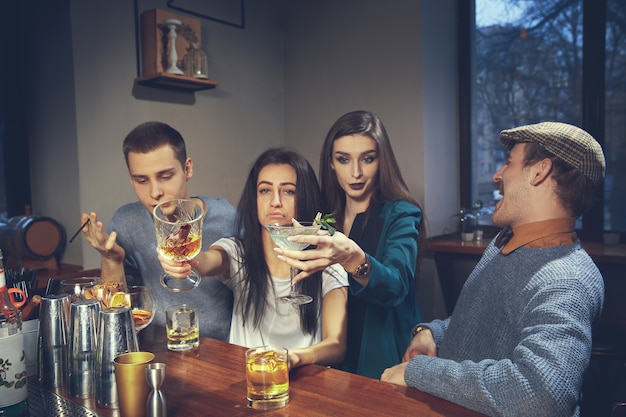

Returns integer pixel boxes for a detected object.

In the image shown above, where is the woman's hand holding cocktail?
[273,231,365,284]
[157,251,196,279]
[157,247,229,280]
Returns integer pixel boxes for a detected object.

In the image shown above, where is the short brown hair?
[122,122,187,169]
[522,142,598,217]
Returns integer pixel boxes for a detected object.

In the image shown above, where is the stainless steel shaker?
[95,306,138,408]
[68,298,100,398]
[38,293,71,388]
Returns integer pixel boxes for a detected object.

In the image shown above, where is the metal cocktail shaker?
[95,306,138,408]
[68,299,100,398]
[37,293,71,388]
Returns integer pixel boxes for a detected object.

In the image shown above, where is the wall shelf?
[138,9,218,92]
[136,73,219,91]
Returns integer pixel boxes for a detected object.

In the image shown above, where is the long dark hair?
[319,110,424,228]
[235,147,324,335]
[319,110,425,282]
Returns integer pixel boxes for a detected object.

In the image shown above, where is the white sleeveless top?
[213,237,348,349]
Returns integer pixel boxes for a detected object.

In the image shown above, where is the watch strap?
[352,254,371,278]
[411,325,429,337]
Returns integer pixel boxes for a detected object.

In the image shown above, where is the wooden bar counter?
[34,324,486,417]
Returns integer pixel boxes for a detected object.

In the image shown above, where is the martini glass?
[265,221,320,305]
[153,199,204,292]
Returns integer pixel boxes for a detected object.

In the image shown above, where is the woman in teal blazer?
[275,110,424,378]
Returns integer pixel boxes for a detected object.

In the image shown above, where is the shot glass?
[165,304,199,351]
[245,345,289,410]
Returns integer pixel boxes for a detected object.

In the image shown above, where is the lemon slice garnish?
[109,291,130,307]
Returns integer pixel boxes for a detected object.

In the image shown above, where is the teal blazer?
[349,200,423,379]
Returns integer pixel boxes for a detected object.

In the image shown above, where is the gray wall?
[26,0,456,320]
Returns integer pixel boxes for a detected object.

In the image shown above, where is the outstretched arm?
[157,244,230,279]
[289,285,348,368]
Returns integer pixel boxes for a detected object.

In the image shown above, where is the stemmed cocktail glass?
[153,199,204,292]
[128,285,156,333]
[265,221,320,305]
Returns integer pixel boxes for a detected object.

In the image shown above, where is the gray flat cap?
[500,121,605,185]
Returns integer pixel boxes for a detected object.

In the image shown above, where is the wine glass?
[265,221,320,305]
[128,285,156,333]
[153,198,204,292]
[59,277,97,303]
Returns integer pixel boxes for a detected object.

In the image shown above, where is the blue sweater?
[405,240,604,417]
[109,196,237,340]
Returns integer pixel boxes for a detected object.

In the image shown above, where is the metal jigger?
[146,363,167,417]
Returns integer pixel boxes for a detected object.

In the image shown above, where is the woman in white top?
[158,147,348,368]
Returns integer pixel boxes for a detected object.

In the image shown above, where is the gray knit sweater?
[405,239,604,417]
[109,196,237,340]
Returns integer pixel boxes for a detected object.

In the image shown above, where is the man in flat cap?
[382,122,605,417]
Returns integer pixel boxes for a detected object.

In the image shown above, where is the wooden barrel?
[0,215,66,261]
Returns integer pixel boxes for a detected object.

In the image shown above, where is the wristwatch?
[352,254,371,279]
[411,325,429,337]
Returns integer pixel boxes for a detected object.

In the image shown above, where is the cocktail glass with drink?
[265,221,320,305]
[165,304,199,351]
[83,281,127,308]
[127,286,156,333]
[153,198,204,292]
[59,277,97,303]
[246,345,289,410]
[83,283,153,335]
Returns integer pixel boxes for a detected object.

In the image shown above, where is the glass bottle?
[459,209,476,241]
[471,200,485,241]
[183,42,209,79]
[0,249,29,416]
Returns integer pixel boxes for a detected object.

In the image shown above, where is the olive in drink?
[245,346,289,410]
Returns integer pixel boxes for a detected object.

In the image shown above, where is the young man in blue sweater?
[382,122,605,417]
[80,122,237,340]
